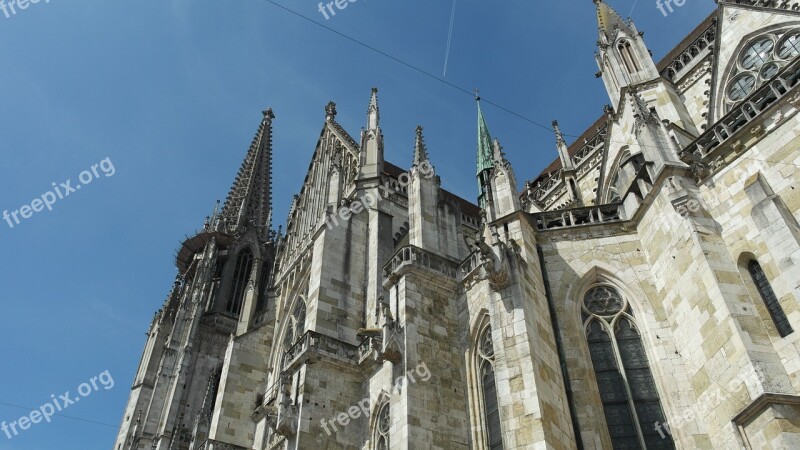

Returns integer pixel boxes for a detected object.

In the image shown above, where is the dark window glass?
[587,320,640,449]
[749,260,793,337]
[256,262,271,313]
[617,318,674,449]
[482,361,503,450]
[584,286,674,449]
[226,248,253,316]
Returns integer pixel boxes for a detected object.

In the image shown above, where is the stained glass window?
[725,28,800,111]
[583,286,674,449]
[478,326,504,450]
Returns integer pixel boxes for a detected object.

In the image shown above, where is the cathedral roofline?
[528,11,716,188]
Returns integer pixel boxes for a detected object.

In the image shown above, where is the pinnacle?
[413,125,430,167]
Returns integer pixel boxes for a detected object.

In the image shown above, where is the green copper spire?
[476,95,495,208]
[476,97,494,176]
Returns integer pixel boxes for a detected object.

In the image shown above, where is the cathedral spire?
[476,96,494,176]
[476,95,496,209]
[220,108,275,237]
[413,125,430,167]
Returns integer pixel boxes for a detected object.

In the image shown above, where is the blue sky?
[0,0,715,448]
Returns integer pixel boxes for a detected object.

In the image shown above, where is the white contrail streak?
[443,0,457,77]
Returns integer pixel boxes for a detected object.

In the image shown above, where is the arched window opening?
[583,286,674,449]
[226,248,253,317]
[374,402,390,450]
[748,260,793,337]
[478,325,504,450]
[618,41,640,75]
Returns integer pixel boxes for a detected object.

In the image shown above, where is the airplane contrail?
[443,0,457,77]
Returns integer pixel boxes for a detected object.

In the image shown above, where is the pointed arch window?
[373,402,390,450]
[477,325,504,450]
[748,260,793,337]
[618,40,640,75]
[583,286,674,449]
[226,248,253,316]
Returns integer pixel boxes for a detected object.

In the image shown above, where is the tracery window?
[374,402,390,450]
[477,325,504,450]
[282,300,307,352]
[226,248,253,316]
[748,260,793,337]
[583,286,674,449]
[725,28,800,110]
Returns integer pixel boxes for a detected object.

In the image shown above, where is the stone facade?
[114,2,800,449]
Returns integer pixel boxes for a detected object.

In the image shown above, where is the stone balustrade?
[680,56,800,180]
[533,203,623,231]
[382,245,459,281]
[281,330,359,370]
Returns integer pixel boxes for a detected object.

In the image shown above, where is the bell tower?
[113,110,278,450]
[594,0,659,106]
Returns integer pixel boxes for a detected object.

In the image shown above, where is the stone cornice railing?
[458,250,484,282]
[680,56,800,181]
[281,330,359,372]
[532,203,624,231]
[194,440,249,450]
[382,245,460,285]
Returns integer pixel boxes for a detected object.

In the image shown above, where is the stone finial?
[325,101,337,122]
[367,87,379,130]
[413,125,430,167]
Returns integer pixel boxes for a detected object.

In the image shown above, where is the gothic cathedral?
[113,1,800,449]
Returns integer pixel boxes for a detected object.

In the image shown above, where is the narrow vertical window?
[478,326,504,450]
[226,248,253,316]
[583,286,674,449]
[256,262,271,314]
[618,41,639,74]
[749,260,793,337]
[374,402,390,450]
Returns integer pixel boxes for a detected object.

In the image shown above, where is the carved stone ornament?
[689,161,710,182]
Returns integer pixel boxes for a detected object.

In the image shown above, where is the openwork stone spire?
[220,108,275,237]
[413,125,430,167]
